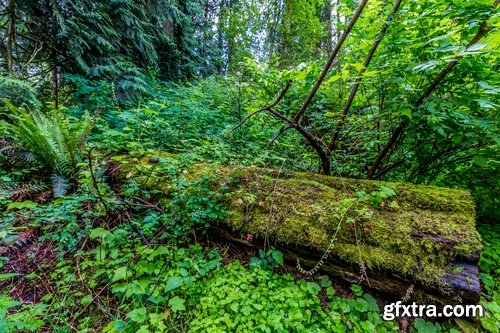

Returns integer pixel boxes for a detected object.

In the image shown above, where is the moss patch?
[113,151,482,287]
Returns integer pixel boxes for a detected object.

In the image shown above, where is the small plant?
[0,103,93,196]
[167,174,230,239]
[249,247,284,270]
[0,294,45,332]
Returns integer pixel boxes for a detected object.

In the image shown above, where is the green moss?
[113,151,482,287]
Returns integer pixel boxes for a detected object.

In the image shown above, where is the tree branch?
[231,80,292,132]
[328,0,403,152]
[367,0,498,179]
[269,124,292,144]
[292,0,369,124]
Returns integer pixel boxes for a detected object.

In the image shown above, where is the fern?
[51,175,69,198]
[0,102,92,178]
[0,181,49,201]
[0,145,40,169]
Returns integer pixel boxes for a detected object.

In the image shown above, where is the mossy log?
[113,152,482,305]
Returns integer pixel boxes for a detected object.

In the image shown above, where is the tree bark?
[6,0,16,75]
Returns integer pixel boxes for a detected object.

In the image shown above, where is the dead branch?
[231,80,292,132]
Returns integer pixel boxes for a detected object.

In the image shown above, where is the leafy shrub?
[478,224,500,332]
[0,294,45,332]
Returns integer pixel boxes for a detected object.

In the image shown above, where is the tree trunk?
[114,151,482,305]
[51,54,59,109]
[321,0,333,54]
[6,0,15,74]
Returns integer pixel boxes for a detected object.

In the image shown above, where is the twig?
[231,80,292,132]
[87,149,108,213]
[125,211,151,246]
[268,124,292,144]
[131,195,165,213]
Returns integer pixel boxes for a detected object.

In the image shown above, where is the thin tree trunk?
[279,0,293,66]
[327,0,402,153]
[52,44,59,108]
[321,0,333,54]
[6,0,15,74]
[292,0,368,124]
[267,0,280,64]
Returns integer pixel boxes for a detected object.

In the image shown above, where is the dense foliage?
[0,0,499,331]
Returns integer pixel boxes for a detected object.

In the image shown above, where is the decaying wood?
[214,226,480,306]
[114,151,482,306]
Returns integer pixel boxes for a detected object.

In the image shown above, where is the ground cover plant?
[1,0,499,331]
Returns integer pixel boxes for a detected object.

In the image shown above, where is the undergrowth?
[0,77,498,332]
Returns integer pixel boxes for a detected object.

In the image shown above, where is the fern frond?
[51,175,69,198]
[0,145,40,168]
[0,181,49,201]
[0,102,93,177]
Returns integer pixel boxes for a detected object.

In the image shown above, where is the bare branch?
[231,80,292,132]
[292,0,369,124]
[328,0,403,152]
[269,125,292,144]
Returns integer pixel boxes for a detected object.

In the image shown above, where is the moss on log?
[113,151,482,304]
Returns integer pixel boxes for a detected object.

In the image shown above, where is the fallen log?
[113,152,482,305]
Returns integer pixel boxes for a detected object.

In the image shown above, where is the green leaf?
[0,273,20,280]
[168,296,185,312]
[90,228,112,240]
[306,282,321,294]
[351,284,363,297]
[7,200,37,210]
[0,295,21,309]
[112,267,129,282]
[127,307,147,323]
[413,60,438,72]
[271,250,284,266]
[480,315,498,333]
[413,318,437,333]
[319,276,332,288]
[165,276,183,292]
[474,156,489,167]
[363,293,379,312]
[136,326,151,333]
[80,295,93,306]
[354,299,370,312]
